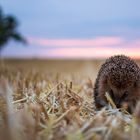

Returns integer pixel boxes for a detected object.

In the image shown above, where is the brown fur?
[94,55,140,113]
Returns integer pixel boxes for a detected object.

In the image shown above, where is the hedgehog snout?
[109,89,129,108]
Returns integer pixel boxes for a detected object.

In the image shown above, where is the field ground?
[1,59,140,140]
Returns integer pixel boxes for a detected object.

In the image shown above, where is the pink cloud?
[27,36,140,59]
[28,36,123,47]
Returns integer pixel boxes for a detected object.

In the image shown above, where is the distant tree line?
[0,6,26,53]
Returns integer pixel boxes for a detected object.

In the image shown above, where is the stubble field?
[1,59,140,140]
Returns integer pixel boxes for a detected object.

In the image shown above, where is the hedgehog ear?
[134,81,140,88]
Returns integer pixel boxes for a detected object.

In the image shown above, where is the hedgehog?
[94,55,140,113]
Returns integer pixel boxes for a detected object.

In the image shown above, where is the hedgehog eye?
[121,91,129,99]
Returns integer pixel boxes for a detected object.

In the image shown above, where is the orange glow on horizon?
[36,47,140,59]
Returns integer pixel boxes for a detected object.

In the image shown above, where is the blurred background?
[1,1,140,140]
[1,0,140,59]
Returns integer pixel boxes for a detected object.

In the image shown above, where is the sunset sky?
[1,0,140,59]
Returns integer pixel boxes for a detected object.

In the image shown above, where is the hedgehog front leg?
[94,90,108,109]
[94,77,108,109]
